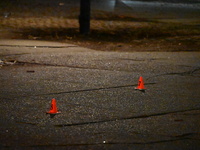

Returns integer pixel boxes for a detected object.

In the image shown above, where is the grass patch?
[0,14,200,51]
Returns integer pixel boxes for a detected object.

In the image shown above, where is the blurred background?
[1,0,200,19]
[0,0,200,51]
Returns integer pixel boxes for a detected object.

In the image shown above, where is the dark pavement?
[0,40,200,149]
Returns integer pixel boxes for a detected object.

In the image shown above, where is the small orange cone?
[46,98,61,114]
[135,76,146,91]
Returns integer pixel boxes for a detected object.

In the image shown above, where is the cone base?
[135,87,146,91]
[46,111,61,114]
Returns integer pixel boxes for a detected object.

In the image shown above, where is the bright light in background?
[122,0,200,9]
[91,0,116,12]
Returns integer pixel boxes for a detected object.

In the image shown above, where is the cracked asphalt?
[0,39,200,149]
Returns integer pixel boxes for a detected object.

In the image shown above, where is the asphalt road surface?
[0,40,200,149]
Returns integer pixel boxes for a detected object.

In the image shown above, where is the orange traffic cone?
[135,76,146,91]
[46,98,61,114]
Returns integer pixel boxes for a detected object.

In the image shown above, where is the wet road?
[0,40,200,149]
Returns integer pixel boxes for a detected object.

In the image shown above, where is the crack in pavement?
[0,45,78,48]
[16,108,200,128]
[147,67,200,79]
[13,82,155,98]
[40,84,140,95]
[165,67,200,76]
[117,58,167,62]
[174,133,200,138]
[0,82,155,100]
[15,109,200,145]
[53,108,200,127]
[7,60,200,78]
[0,53,29,57]
[15,61,126,72]
[11,61,200,77]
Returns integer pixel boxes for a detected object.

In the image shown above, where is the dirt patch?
[0,15,200,52]
[1,0,200,52]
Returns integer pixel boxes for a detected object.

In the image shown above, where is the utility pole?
[79,0,91,34]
